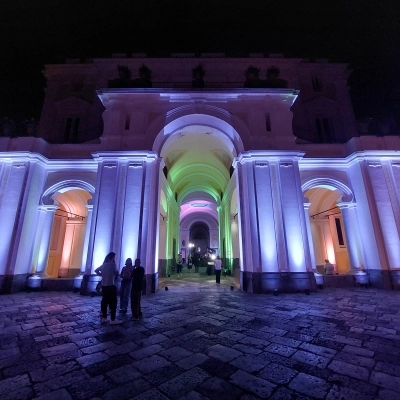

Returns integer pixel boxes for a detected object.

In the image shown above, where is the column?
[279,160,311,272]
[0,162,28,272]
[337,202,364,271]
[80,203,93,274]
[234,154,278,293]
[27,205,57,289]
[88,161,119,270]
[74,203,93,290]
[303,201,316,271]
[83,152,160,295]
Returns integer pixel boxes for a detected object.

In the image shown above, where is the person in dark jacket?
[130,258,145,320]
[119,258,134,314]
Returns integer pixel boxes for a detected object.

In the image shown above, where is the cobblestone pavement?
[1,273,400,400]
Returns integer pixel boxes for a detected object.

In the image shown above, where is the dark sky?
[1,0,399,120]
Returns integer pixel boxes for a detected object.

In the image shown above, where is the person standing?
[176,253,183,277]
[130,258,145,321]
[187,253,193,272]
[193,247,201,273]
[324,259,335,275]
[95,252,122,325]
[119,258,134,315]
[214,255,222,284]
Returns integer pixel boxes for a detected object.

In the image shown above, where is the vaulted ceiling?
[160,125,236,221]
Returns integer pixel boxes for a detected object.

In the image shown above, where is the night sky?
[1,0,399,122]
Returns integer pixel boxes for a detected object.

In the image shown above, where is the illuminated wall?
[1,57,400,294]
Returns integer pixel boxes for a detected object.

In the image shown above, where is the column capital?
[337,202,357,210]
[38,204,58,212]
[92,151,160,163]
[233,150,304,167]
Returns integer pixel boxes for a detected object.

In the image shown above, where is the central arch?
[155,113,241,280]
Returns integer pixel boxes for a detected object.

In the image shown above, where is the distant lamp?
[211,254,216,260]
[189,243,194,248]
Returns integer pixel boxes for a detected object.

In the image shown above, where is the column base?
[366,269,392,290]
[26,274,43,290]
[80,274,102,296]
[73,273,85,292]
[0,274,28,294]
[241,271,317,294]
[390,270,400,290]
[144,273,158,294]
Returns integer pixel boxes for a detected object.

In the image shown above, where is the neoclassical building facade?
[0,55,399,294]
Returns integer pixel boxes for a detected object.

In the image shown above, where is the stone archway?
[302,177,358,275]
[28,179,95,290]
[155,113,240,281]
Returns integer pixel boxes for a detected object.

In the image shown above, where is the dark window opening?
[315,117,332,143]
[64,117,80,143]
[335,218,345,246]
[265,113,271,131]
[125,114,130,130]
[312,76,322,92]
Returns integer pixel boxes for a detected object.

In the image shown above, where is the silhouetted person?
[193,247,201,273]
[214,255,222,284]
[95,252,122,325]
[130,258,145,320]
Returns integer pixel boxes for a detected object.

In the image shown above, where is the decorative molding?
[392,162,400,168]
[129,163,143,168]
[12,163,26,168]
[42,179,95,206]
[280,162,292,168]
[255,162,268,167]
[301,177,354,203]
[103,163,117,168]
[368,163,381,168]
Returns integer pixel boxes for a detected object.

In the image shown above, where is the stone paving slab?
[1,278,400,399]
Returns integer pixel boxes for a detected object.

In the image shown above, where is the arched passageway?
[303,178,356,276]
[305,186,350,274]
[27,180,94,290]
[47,189,91,278]
[156,117,240,280]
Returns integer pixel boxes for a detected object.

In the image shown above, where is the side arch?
[301,177,354,203]
[42,179,95,205]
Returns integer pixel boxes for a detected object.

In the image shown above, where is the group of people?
[94,252,144,325]
[175,247,223,284]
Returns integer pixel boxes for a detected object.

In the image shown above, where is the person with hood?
[95,252,122,325]
[130,258,145,320]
